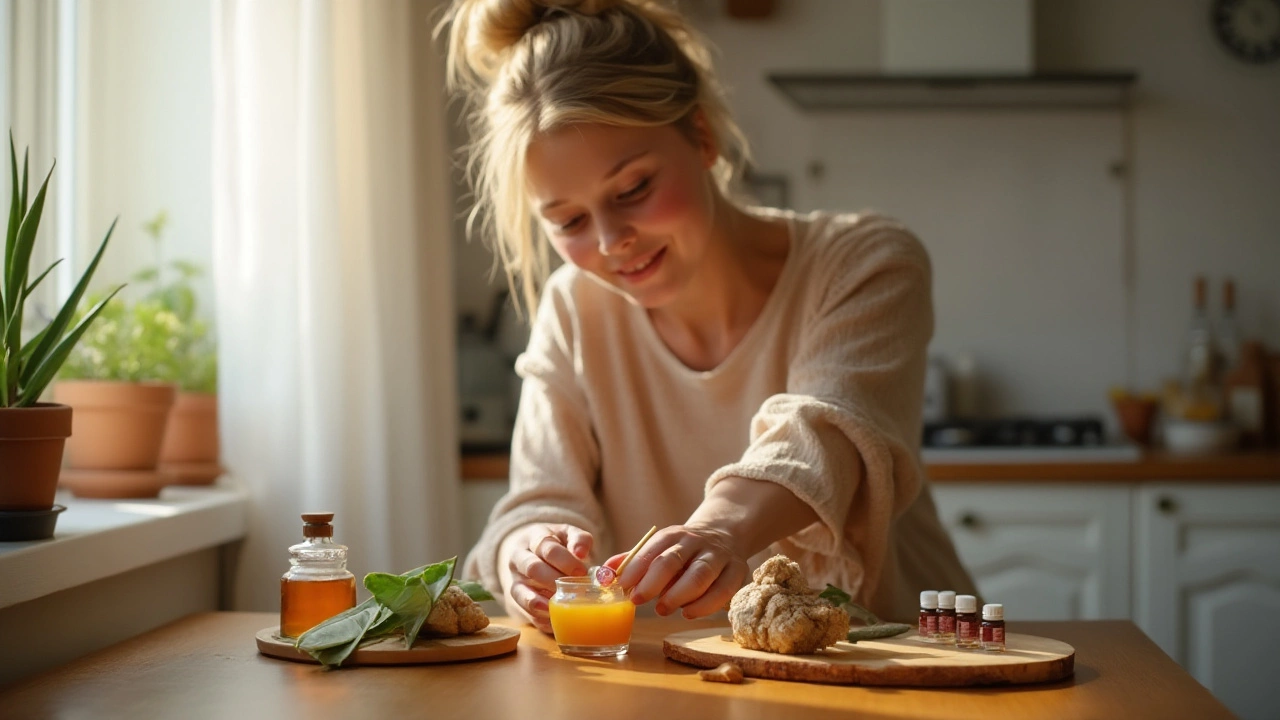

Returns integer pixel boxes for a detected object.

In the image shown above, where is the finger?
[655,550,727,614]
[629,544,690,607]
[603,553,627,570]
[679,560,748,619]
[535,535,588,577]
[563,526,594,561]
[511,581,552,622]
[617,529,681,589]
[510,548,562,591]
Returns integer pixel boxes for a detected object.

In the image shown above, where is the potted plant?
[135,212,222,483]
[0,134,120,540]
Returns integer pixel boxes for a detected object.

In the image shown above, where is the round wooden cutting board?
[664,628,1074,687]
[256,624,520,666]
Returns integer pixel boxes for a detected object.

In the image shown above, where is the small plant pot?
[0,403,73,511]
[160,392,220,463]
[54,380,177,470]
[0,505,67,542]
[60,468,172,499]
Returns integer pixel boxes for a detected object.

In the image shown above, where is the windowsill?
[0,485,249,611]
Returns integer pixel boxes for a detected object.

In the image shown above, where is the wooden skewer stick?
[613,525,658,578]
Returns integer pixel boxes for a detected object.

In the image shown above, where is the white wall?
[75,0,213,307]
[688,0,1280,418]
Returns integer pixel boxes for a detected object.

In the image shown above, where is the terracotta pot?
[54,381,177,470]
[0,403,73,511]
[161,392,220,464]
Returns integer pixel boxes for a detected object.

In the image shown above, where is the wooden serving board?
[664,628,1074,687]
[256,625,520,666]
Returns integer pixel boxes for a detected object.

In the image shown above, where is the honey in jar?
[279,512,356,638]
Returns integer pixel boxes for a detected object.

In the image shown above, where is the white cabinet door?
[931,484,1131,620]
[1135,484,1280,720]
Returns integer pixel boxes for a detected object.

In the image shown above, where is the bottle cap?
[938,590,956,609]
[982,603,1003,620]
[920,590,938,609]
[956,594,977,613]
[301,512,335,538]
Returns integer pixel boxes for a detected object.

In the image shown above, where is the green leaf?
[20,217,118,377]
[846,623,912,643]
[131,267,159,283]
[452,580,495,602]
[294,597,379,651]
[18,286,124,405]
[819,584,852,607]
[364,571,434,649]
[3,134,17,316]
[308,603,392,669]
[6,162,53,303]
[422,557,457,602]
[23,259,62,301]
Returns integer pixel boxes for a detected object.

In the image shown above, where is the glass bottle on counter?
[1218,278,1241,375]
[936,590,957,645]
[955,595,981,649]
[981,603,1006,653]
[280,512,357,638]
[1183,276,1222,403]
[918,590,939,642]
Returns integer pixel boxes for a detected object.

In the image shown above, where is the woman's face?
[525,120,719,309]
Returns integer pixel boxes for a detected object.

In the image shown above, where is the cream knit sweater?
[463,209,976,622]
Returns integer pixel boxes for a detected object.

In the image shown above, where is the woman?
[446,0,975,634]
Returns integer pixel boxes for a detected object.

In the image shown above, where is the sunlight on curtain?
[212,0,459,611]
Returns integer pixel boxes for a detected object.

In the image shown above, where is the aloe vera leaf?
[6,163,52,301]
[846,623,912,643]
[819,584,852,606]
[5,134,19,288]
[453,580,494,602]
[19,285,123,405]
[21,217,118,373]
[23,259,62,301]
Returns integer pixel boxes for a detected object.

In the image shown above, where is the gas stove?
[923,416,1106,449]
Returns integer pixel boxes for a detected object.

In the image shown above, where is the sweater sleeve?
[705,216,933,602]
[461,271,606,597]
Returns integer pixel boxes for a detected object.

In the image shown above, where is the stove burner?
[923,417,1105,448]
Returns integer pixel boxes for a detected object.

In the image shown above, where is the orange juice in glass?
[548,576,635,657]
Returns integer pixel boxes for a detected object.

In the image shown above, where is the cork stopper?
[301,512,335,538]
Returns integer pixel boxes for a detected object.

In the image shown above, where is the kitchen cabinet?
[1134,484,1280,720]
[931,484,1131,620]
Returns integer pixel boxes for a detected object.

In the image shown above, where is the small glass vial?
[981,603,1006,652]
[936,590,957,644]
[280,512,357,638]
[955,594,981,649]
[918,590,939,642]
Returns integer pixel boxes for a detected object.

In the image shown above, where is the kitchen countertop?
[0,613,1231,719]
[462,449,1280,482]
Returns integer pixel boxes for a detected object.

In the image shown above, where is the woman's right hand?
[505,523,594,634]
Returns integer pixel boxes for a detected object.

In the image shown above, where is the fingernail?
[630,595,645,606]
[655,604,667,616]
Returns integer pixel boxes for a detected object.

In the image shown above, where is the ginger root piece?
[698,662,745,684]
[727,555,849,655]
[424,585,490,636]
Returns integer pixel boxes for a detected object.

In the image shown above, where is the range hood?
[768,0,1135,112]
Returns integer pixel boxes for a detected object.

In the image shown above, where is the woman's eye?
[618,178,650,201]
[559,215,585,232]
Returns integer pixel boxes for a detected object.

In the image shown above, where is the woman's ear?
[689,108,719,169]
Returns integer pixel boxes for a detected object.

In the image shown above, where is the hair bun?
[444,0,635,87]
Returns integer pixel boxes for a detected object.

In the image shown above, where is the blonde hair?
[440,0,750,315]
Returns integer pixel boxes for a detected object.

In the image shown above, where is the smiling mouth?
[617,248,664,276]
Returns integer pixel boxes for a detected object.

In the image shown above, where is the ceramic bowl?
[1162,420,1239,455]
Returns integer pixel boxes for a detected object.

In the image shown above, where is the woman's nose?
[596,217,637,256]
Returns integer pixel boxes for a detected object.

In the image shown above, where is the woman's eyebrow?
[539,151,651,213]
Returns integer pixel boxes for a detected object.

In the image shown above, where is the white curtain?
[212,0,460,611]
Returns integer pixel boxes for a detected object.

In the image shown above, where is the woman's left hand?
[609,525,749,619]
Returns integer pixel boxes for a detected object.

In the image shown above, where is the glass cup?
[548,576,636,657]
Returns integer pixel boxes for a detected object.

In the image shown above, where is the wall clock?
[1212,0,1280,63]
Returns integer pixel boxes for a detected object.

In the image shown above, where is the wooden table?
[0,613,1232,719]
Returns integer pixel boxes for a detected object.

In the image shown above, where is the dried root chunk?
[698,662,745,684]
[728,555,850,655]
[424,585,490,636]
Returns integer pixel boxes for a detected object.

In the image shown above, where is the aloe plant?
[1,132,122,407]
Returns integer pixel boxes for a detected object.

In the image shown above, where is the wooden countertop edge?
[463,451,1280,482]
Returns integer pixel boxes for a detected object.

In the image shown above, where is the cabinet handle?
[958,512,980,529]
[1157,496,1178,515]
